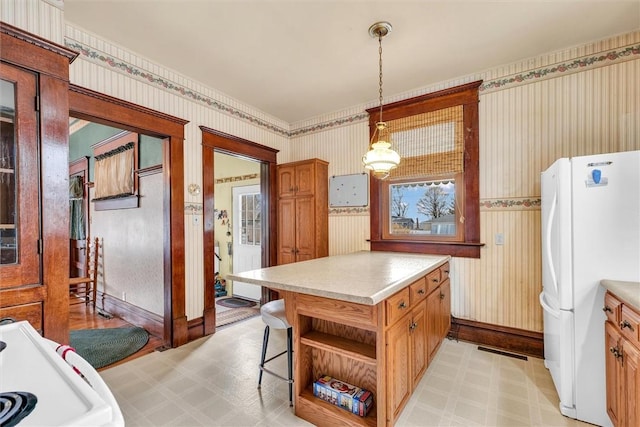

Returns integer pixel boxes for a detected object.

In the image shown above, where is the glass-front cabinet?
[1,22,77,343]
[0,63,40,287]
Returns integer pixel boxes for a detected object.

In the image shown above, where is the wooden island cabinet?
[230,251,451,426]
[602,281,640,427]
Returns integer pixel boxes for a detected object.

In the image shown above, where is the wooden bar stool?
[257,299,293,406]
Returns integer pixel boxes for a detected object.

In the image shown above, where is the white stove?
[0,321,123,426]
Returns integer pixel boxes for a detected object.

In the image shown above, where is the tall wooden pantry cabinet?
[0,23,77,343]
[276,159,328,265]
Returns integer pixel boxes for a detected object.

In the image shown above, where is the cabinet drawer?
[620,305,640,346]
[439,262,450,282]
[603,292,621,324]
[426,269,441,295]
[0,302,42,332]
[386,288,411,326]
[409,277,428,305]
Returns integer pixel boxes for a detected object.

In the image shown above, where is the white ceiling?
[64,1,639,124]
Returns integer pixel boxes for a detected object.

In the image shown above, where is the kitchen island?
[229,251,451,427]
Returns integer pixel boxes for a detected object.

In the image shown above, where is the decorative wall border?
[64,38,290,137]
[184,203,203,215]
[480,197,541,211]
[65,31,639,140]
[329,198,542,216]
[214,173,258,184]
[289,113,369,138]
[329,206,370,216]
[480,43,640,94]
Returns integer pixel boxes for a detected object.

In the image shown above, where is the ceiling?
[64,1,639,124]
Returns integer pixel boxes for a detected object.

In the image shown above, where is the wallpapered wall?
[4,0,639,331]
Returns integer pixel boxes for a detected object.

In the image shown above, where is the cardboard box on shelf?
[313,375,373,417]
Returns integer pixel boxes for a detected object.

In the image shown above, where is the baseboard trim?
[450,317,543,358]
[187,317,206,342]
[98,292,164,344]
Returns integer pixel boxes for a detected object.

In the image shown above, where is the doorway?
[69,84,188,348]
[68,120,165,328]
[200,126,279,335]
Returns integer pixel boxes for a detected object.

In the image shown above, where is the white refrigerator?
[540,150,640,427]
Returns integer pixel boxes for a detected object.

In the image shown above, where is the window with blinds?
[368,81,482,258]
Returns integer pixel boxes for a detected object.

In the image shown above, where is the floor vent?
[477,346,528,361]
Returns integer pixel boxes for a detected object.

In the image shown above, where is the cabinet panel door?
[605,322,622,427]
[411,302,428,388]
[295,197,315,260]
[426,289,440,362]
[439,280,451,340]
[386,316,412,420]
[277,165,295,198]
[623,340,639,427]
[277,198,296,265]
[0,63,40,287]
[294,162,315,197]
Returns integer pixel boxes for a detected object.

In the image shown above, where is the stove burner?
[0,392,37,427]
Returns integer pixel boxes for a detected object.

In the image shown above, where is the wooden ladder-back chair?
[69,237,100,308]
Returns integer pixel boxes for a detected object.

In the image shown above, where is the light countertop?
[601,280,640,311]
[228,251,450,305]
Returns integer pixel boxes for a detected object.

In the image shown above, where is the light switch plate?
[495,233,505,245]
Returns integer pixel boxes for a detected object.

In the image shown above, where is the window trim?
[368,81,484,258]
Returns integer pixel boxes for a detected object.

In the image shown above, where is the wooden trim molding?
[449,317,543,358]
[69,84,189,348]
[368,81,483,259]
[200,126,279,338]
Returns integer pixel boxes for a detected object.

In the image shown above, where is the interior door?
[231,185,262,301]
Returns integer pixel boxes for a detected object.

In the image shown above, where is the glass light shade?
[362,140,401,179]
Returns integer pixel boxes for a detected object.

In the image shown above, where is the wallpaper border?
[480,198,541,211]
[65,34,639,139]
[64,38,290,138]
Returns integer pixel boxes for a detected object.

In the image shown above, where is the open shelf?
[300,330,376,366]
[299,387,377,427]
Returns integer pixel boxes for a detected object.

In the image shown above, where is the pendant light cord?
[378,34,384,123]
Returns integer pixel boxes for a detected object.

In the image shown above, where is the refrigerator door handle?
[539,291,560,318]
[544,192,559,295]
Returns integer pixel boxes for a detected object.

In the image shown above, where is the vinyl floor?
[100,315,593,426]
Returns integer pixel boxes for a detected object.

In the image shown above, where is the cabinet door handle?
[409,321,417,331]
[432,278,439,283]
[440,293,445,300]
[620,320,634,331]
[602,306,613,314]
[443,270,449,274]
[417,289,425,295]
[398,301,407,309]
[609,346,622,359]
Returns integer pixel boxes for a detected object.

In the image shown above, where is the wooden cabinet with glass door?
[0,23,77,343]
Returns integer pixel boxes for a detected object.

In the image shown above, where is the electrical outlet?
[495,233,505,245]
[122,292,126,301]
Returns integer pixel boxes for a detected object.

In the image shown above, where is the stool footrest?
[263,349,288,365]
[260,366,294,384]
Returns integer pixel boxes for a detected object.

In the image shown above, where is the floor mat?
[70,326,149,369]
[216,307,259,328]
[216,296,257,308]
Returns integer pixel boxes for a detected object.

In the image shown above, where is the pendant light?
[362,21,400,180]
